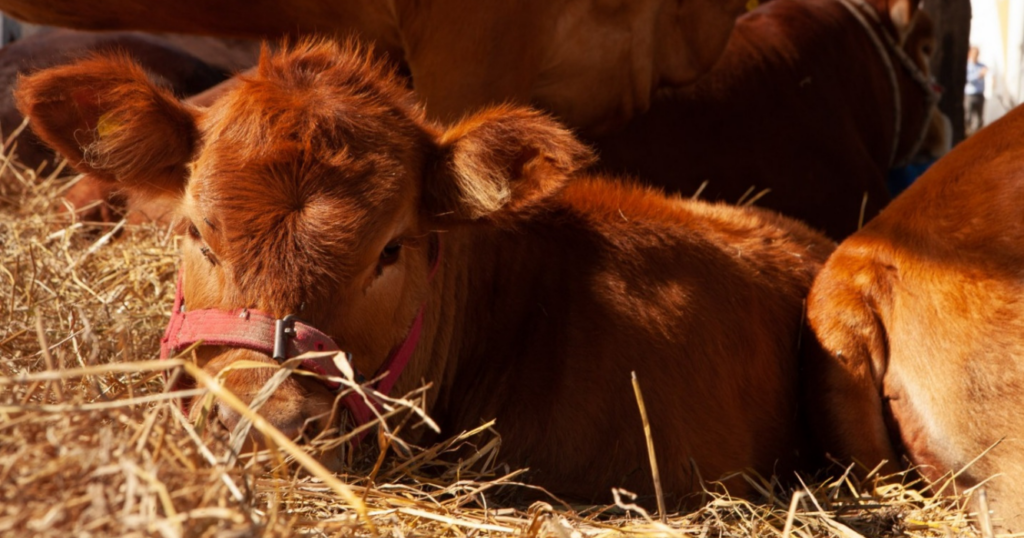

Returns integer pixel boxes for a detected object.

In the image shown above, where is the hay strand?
[631,371,666,524]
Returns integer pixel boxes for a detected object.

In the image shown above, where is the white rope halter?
[836,0,940,167]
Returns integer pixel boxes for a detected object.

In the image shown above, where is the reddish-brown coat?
[18,40,835,505]
[29,0,749,224]
[63,69,248,224]
[805,106,1024,529]
[0,0,747,134]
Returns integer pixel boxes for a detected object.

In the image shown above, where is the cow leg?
[63,173,182,227]
[804,264,902,477]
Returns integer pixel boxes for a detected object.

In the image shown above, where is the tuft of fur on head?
[201,38,427,164]
[15,52,198,197]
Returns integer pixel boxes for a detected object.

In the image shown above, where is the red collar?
[160,235,442,433]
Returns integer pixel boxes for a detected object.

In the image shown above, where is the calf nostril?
[215,401,308,443]
[215,402,244,433]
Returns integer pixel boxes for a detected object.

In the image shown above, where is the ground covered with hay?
[0,146,985,537]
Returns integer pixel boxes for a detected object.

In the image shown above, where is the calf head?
[17,41,593,441]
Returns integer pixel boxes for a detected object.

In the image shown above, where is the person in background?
[965,45,988,135]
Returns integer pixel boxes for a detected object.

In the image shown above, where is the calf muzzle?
[158,235,443,439]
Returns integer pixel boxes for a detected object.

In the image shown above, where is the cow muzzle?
[159,235,442,442]
[159,273,419,438]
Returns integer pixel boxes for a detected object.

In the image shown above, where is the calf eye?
[187,223,201,240]
[379,240,403,267]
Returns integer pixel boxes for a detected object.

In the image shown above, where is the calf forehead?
[196,43,429,167]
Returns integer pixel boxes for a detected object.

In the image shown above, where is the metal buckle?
[273,314,301,361]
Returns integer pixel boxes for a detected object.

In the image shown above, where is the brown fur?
[588,0,944,240]
[16,53,199,197]
[18,40,836,506]
[28,0,749,224]
[0,0,746,134]
[805,106,1024,530]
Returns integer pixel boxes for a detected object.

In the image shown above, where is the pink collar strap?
[161,235,442,433]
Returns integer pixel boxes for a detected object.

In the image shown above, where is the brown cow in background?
[590,0,946,240]
[0,0,748,134]
[17,40,835,506]
[804,105,1024,529]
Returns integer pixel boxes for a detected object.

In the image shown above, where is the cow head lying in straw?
[17,40,835,503]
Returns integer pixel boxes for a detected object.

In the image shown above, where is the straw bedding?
[0,136,984,537]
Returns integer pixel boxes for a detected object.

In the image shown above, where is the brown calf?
[589,0,945,240]
[805,105,1024,529]
[18,40,835,505]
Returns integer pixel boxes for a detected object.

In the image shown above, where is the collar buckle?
[273,314,301,361]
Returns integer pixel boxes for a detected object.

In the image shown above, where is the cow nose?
[211,401,308,446]
[213,402,243,434]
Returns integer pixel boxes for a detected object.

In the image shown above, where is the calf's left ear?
[15,53,199,200]
[423,105,595,226]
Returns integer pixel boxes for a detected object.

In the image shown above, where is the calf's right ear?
[423,105,595,227]
[15,54,199,199]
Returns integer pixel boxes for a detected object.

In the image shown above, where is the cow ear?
[15,54,199,199]
[423,105,595,226]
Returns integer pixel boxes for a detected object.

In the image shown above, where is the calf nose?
[187,391,309,446]
[211,400,309,447]
[212,402,243,435]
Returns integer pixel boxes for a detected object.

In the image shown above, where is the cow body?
[0,0,747,135]
[17,41,834,504]
[423,194,833,500]
[805,106,1024,529]
[590,0,943,240]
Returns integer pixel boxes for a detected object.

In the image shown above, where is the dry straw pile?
[0,135,984,537]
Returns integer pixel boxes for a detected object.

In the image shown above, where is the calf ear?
[423,105,595,226]
[15,54,199,199]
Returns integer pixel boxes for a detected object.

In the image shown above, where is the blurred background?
[968,0,1023,126]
